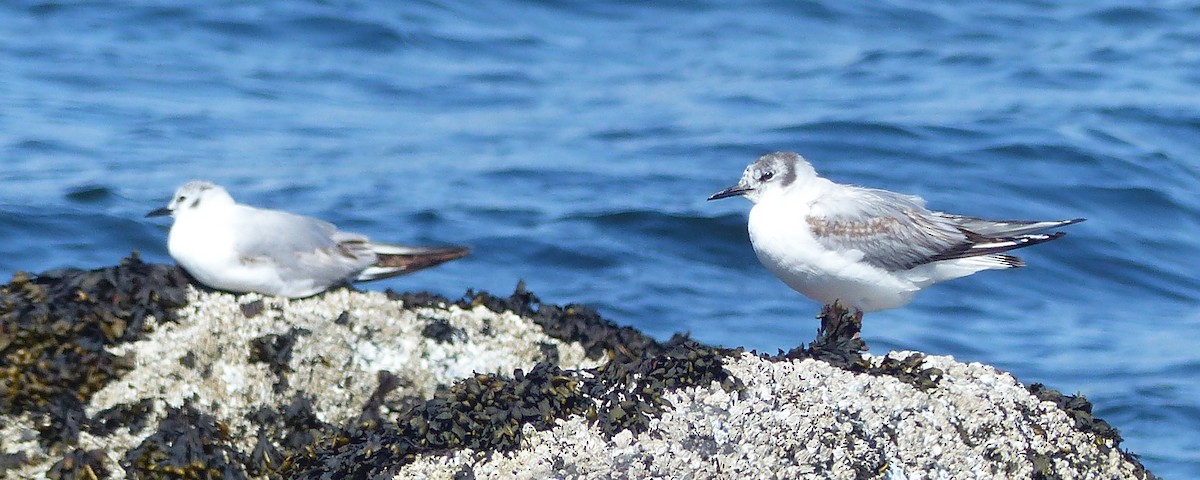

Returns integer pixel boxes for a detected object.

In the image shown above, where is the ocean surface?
[2,1,1199,476]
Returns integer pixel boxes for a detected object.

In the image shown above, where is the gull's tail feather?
[936,214,1086,237]
[954,253,1025,270]
[923,252,1026,286]
[356,244,470,282]
[929,228,1073,266]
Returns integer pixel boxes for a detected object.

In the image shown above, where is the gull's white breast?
[167,205,296,296]
[746,194,920,312]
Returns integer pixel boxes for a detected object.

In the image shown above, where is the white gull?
[708,152,1083,313]
[148,181,468,298]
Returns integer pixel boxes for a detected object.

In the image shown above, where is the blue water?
[3,1,1199,476]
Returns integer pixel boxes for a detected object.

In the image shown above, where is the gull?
[707,152,1083,313]
[147,180,469,298]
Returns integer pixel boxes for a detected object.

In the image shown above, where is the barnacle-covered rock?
[390,281,662,362]
[121,401,244,479]
[0,260,1158,480]
[772,302,943,390]
[0,254,188,449]
[1,263,604,478]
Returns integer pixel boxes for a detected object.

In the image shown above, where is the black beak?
[707,184,752,201]
[146,207,172,218]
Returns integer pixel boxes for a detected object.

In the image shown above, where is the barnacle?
[283,288,741,478]
[389,281,662,362]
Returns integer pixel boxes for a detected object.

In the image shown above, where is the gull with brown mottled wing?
[708,152,1083,314]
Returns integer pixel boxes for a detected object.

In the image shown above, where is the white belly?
[747,201,919,312]
[167,213,309,296]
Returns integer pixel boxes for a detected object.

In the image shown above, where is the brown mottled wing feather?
[806,187,971,271]
[807,187,1080,271]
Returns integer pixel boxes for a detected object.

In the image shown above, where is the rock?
[0,258,1158,479]
[396,352,1152,479]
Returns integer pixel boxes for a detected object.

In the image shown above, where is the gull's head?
[707,152,816,204]
[146,180,234,219]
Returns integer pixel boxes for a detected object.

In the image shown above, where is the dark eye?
[176,195,186,202]
[759,171,775,181]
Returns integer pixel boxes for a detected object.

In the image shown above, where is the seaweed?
[1026,384,1161,480]
[87,398,155,437]
[421,317,466,344]
[239,299,265,318]
[869,354,942,391]
[0,253,190,446]
[1030,452,1057,480]
[122,401,246,479]
[405,362,587,450]
[245,396,330,477]
[587,336,741,434]
[283,338,740,478]
[358,370,403,425]
[1028,383,1119,442]
[390,281,663,362]
[47,448,108,480]
[248,327,310,394]
[0,452,27,473]
[768,302,942,391]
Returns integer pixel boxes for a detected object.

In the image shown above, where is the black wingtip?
[998,254,1025,268]
[1018,230,1068,247]
[373,246,470,276]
